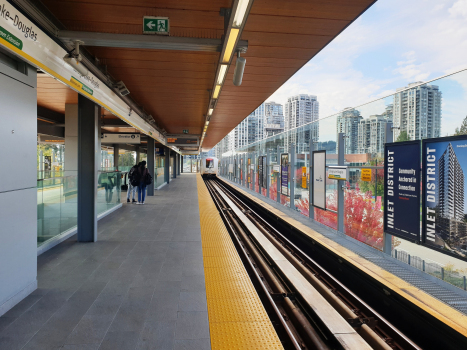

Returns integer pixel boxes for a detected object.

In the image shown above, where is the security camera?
[63,55,88,77]
[116,81,130,96]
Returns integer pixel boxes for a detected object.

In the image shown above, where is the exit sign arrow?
[143,16,169,35]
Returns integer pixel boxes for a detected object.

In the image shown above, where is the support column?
[147,137,155,196]
[266,150,270,198]
[173,152,177,179]
[181,155,183,173]
[64,104,78,177]
[337,133,345,233]
[178,154,181,175]
[77,95,100,242]
[113,144,119,171]
[383,123,394,254]
[164,147,170,184]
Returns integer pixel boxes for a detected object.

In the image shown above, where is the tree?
[396,130,410,142]
[119,152,136,167]
[454,116,467,136]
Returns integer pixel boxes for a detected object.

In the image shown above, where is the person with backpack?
[136,160,152,204]
[127,162,139,203]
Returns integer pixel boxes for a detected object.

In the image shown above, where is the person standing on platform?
[127,162,139,203]
[137,160,149,205]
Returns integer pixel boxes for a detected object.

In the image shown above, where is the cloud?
[265,0,467,136]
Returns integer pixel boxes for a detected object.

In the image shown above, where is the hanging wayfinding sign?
[101,133,141,144]
[312,150,326,210]
[384,141,421,242]
[422,136,467,258]
[281,153,289,196]
[328,166,348,181]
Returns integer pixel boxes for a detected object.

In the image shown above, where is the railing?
[393,249,467,290]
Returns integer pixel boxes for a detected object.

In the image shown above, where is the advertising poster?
[384,141,421,242]
[247,158,251,183]
[281,153,289,196]
[312,150,326,210]
[422,136,467,259]
[44,156,51,171]
[302,167,307,189]
[262,156,268,189]
[258,157,263,188]
[240,158,243,181]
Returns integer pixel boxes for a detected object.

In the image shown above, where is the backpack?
[145,172,153,186]
[129,166,139,186]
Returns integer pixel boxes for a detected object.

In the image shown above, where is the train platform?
[0,174,281,350]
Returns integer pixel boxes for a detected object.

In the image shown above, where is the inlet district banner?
[384,141,421,242]
[422,136,467,258]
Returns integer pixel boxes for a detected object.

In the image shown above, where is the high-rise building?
[357,105,393,154]
[284,94,319,131]
[437,143,465,241]
[264,101,284,138]
[336,108,363,154]
[393,82,442,140]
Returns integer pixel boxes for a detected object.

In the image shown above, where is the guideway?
[206,176,467,349]
[204,177,418,350]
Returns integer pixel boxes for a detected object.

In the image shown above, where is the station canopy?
[32,0,375,152]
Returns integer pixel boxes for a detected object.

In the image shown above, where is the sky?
[266,0,467,136]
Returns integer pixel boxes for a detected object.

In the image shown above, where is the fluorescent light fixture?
[222,28,239,63]
[208,108,213,116]
[217,65,228,84]
[213,85,221,99]
[233,0,250,28]
[205,121,209,126]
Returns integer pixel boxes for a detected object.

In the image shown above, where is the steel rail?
[211,177,421,350]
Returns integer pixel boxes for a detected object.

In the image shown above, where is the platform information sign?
[281,154,289,196]
[422,136,467,259]
[302,167,307,189]
[312,150,326,210]
[384,141,421,242]
[361,168,372,182]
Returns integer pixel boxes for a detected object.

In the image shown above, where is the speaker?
[233,57,246,86]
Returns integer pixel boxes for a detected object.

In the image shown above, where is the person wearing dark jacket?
[136,160,149,204]
[127,162,139,203]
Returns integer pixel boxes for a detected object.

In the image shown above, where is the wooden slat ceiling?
[39,0,374,150]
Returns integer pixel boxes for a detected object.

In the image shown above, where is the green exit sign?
[183,129,189,134]
[143,17,169,35]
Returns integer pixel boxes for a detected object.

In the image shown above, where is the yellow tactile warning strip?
[217,177,467,338]
[196,175,284,350]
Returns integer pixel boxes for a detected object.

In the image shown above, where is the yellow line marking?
[218,177,467,337]
[196,175,283,350]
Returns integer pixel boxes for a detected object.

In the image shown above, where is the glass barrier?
[38,171,122,247]
[155,166,165,188]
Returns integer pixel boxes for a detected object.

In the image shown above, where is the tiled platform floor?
[0,173,210,350]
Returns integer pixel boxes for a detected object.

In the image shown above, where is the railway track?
[204,177,420,350]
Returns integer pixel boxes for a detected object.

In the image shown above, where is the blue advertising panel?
[281,153,289,196]
[422,135,467,260]
[384,141,421,242]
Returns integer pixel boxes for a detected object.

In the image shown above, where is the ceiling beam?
[58,30,248,53]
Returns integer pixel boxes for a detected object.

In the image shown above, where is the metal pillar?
[181,156,183,173]
[147,137,155,196]
[251,153,255,191]
[383,123,394,254]
[178,154,181,175]
[173,153,177,179]
[338,133,345,233]
[164,147,170,184]
[276,146,281,203]
[113,144,119,171]
[77,95,99,242]
[290,143,295,210]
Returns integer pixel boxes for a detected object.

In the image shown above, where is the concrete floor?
[0,173,211,350]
